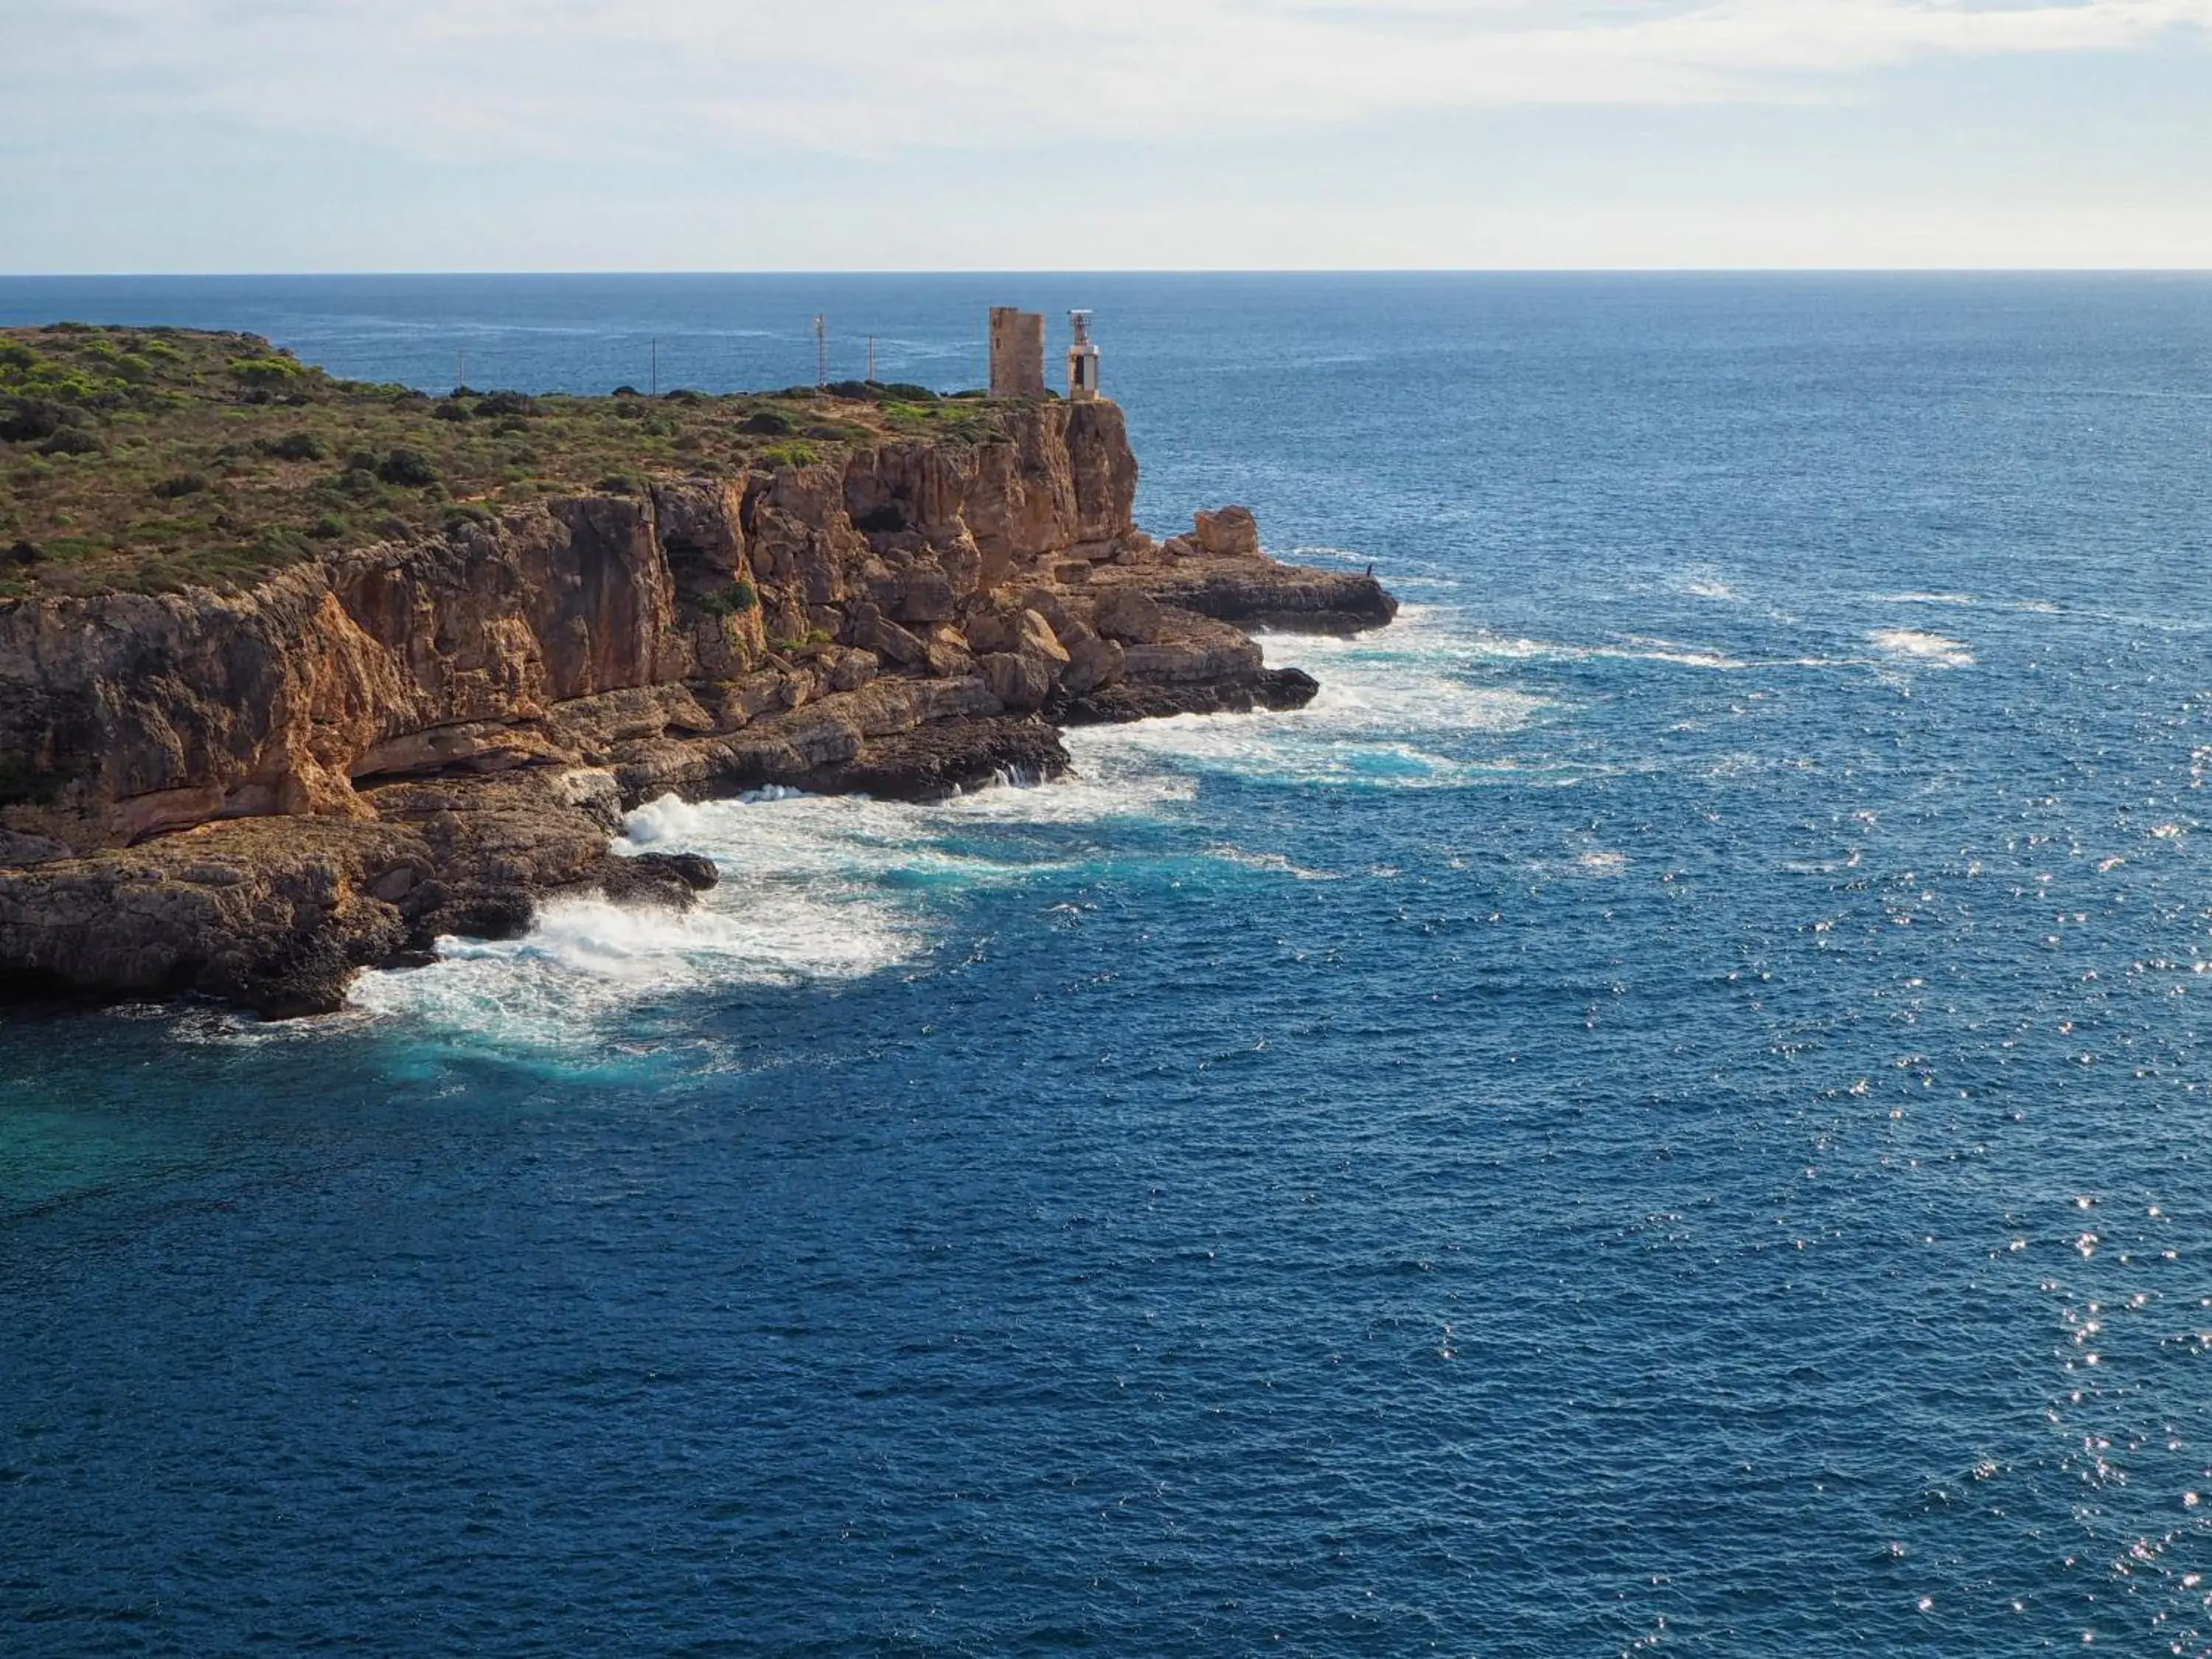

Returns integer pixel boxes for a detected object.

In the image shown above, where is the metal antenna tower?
[649,338,658,398]
[813,315,828,387]
[866,335,875,383]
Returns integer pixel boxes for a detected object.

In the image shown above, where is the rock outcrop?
[0,400,1396,1015]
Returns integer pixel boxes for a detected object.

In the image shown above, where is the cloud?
[7,0,2211,164]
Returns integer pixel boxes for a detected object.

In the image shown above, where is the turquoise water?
[7,274,2212,1653]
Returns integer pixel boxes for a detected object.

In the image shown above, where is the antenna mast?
[813,315,828,387]
[866,335,876,384]
[650,338,658,398]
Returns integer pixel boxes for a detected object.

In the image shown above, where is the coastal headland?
[0,325,1395,1016]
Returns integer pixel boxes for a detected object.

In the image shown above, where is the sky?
[4,0,2211,272]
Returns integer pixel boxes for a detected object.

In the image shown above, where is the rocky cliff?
[0,398,1395,1015]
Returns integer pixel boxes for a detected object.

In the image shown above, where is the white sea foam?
[1467,630,1752,672]
[1206,845,1343,881]
[1066,609,1544,791]
[350,776,1169,1044]
[351,879,919,1048]
[1871,591,1979,607]
[1868,627,1974,667]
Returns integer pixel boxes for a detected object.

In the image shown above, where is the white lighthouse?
[1066,310,1100,403]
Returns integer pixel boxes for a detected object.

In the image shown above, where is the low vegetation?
[0,325,1012,598]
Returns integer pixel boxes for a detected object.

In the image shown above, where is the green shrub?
[695,578,758,617]
[761,441,818,469]
[37,428,102,457]
[594,473,641,496]
[0,398,70,442]
[153,473,210,499]
[229,356,303,390]
[476,392,540,418]
[376,448,437,487]
[250,524,312,560]
[432,400,471,422]
[738,410,793,436]
[260,431,327,462]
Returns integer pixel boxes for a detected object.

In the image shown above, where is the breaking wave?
[1868,627,1974,667]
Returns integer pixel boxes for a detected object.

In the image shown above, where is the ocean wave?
[1206,845,1343,881]
[349,886,920,1051]
[1065,610,1546,792]
[349,776,1171,1045]
[1868,627,1974,667]
[1467,630,1750,671]
[1869,591,1978,607]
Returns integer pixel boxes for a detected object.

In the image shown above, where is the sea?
[4,272,2212,1655]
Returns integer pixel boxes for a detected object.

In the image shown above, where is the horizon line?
[6,266,2212,282]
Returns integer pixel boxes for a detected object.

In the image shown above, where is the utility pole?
[454,348,465,392]
[813,315,828,388]
[866,335,876,384]
[650,338,658,398]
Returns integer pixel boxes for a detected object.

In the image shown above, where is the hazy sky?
[5,0,2211,271]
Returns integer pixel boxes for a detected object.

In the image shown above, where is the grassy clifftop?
[0,324,1008,599]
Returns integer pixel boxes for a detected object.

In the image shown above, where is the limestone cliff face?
[0,401,1157,855]
[0,397,1398,1014]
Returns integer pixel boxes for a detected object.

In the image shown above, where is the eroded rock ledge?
[0,406,1395,1015]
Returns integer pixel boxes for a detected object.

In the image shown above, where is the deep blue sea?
[7,273,2212,1655]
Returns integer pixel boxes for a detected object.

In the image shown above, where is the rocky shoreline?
[0,397,1394,1017]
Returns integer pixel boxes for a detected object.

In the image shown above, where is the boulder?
[1091,586,1167,644]
[821,646,880,694]
[850,605,930,671]
[1015,608,1070,664]
[1194,505,1262,559]
[1060,628,1126,696]
[981,652,1057,712]
[924,625,976,679]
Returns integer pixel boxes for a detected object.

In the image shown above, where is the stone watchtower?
[1066,310,1099,403]
[988,307,1046,398]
